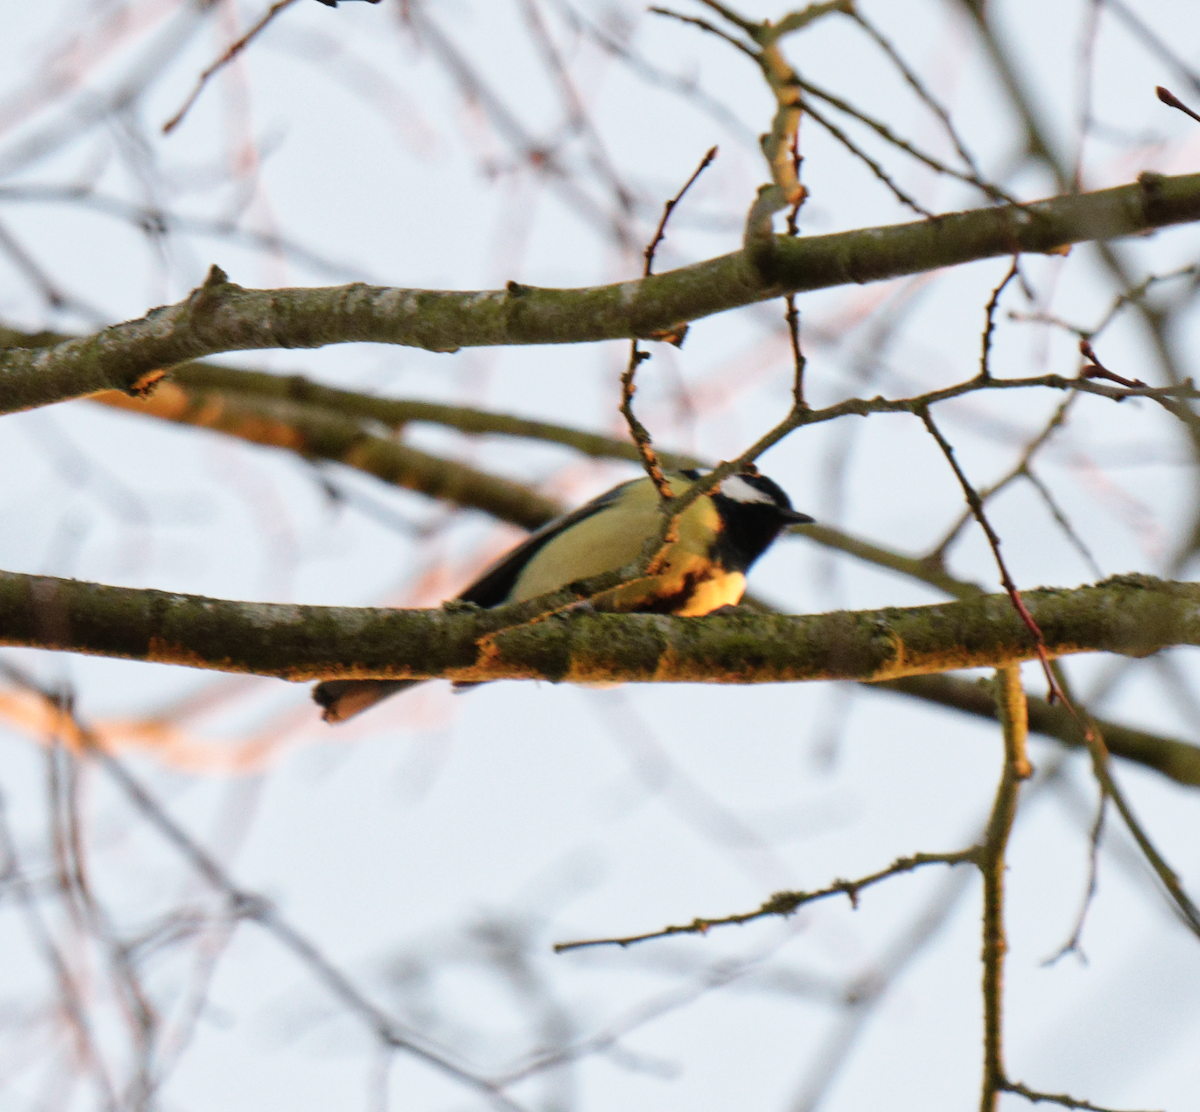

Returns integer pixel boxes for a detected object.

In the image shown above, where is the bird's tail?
[313,679,423,723]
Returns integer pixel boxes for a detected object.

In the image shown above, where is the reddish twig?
[980,259,1020,379]
[918,406,1064,702]
[922,406,1200,940]
[624,147,718,498]
[643,146,718,277]
[1157,85,1200,126]
[163,0,303,134]
[1079,339,1147,388]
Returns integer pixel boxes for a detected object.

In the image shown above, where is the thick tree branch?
[877,673,1200,788]
[3,171,1200,414]
[1,563,1197,784]
[93,385,560,531]
[0,568,1196,684]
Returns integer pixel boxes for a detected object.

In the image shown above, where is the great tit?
[314,467,812,722]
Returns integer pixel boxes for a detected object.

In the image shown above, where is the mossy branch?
[3,171,1200,414]
[0,568,1196,683]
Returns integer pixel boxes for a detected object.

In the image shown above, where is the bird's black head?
[707,469,814,572]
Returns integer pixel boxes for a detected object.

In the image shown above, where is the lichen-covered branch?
[3,171,1200,415]
[0,569,1197,686]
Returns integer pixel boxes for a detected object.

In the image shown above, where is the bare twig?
[916,411,1196,950]
[919,405,1063,701]
[516,0,634,210]
[980,259,1021,379]
[926,394,1075,567]
[96,743,527,1109]
[1043,795,1106,966]
[797,98,937,219]
[913,404,1199,961]
[1080,719,1200,938]
[1023,467,1104,581]
[796,78,1017,204]
[0,795,119,1107]
[1157,85,1200,126]
[163,0,303,134]
[785,129,808,409]
[1079,339,1147,389]
[648,8,757,59]
[848,9,1003,199]
[999,1077,1159,1112]
[552,849,978,951]
[624,147,717,497]
[643,146,718,277]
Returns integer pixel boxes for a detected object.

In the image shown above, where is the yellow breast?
[508,474,744,614]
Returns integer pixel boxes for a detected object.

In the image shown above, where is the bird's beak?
[779,509,815,524]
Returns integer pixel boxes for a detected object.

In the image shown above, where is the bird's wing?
[457,479,637,607]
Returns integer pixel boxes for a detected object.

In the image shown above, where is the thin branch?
[800,99,936,218]
[796,79,1016,205]
[0,184,376,281]
[918,413,1192,952]
[1081,718,1200,938]
[848,10,1002,198]
[999,1078,1159,1112]
[547,0,757,144]
[553,849,978,951]
[1157,85,1200,126]
[6,568,1200,686]
[1023,467,1104,581]
[411,7,634,247]
[1043,795,1106,966]
[877,673,1200,789]
[919,405,1063,700]
[84,736,525,1110]
[643,147,718,277]
[1044,657,1200,941]
[915,406,1198,949]
[980,665,1030,1111]
[648,8,758,59]
[516,0,634,211]
[4,171,1200,414]
[163,0,303,134]
[620,348,669,495]
[785,127,808,409]
[1108,0,1200,96]
[623,146,717,498]
[0,795,119,1108]
[926,393,1074,567]
[1009,265,1200,342]
[980,259,1021,379]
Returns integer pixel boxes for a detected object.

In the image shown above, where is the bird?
[314,467,813,723]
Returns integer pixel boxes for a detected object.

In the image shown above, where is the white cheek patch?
[719,475,776,505]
